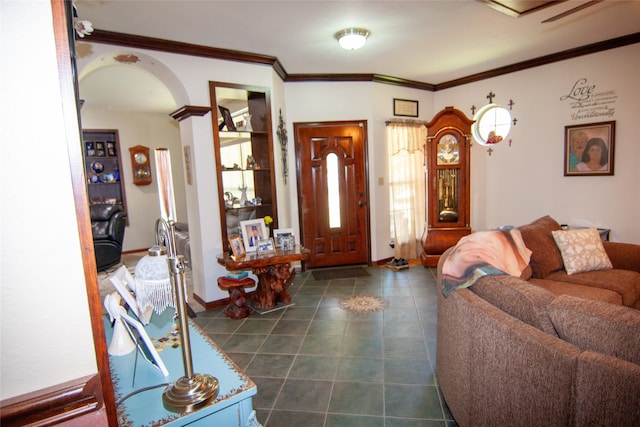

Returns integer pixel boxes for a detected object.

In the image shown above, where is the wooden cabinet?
[210,83,278,250]
[82,129,127,213]
[421,107,473,267]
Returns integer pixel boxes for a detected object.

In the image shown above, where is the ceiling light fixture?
[335,28,370,50]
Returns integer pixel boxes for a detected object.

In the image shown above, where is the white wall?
[1,1,96,400]
[77,40,639,305]
[435,43,640,244]
[80,109,187,251]
[285,82,435,262]
[1,0,638,405]
[77,44,286,303]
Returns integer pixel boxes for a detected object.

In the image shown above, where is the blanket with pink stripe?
[441,229,532,297]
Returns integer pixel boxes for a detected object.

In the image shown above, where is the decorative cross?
[486,91,495,103]
[276,109,288,184]
[512,117,518,126]
[470,105,476,115]
[508,99,515,110]
[487,147,494,156]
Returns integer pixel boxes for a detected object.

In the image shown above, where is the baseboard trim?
[193,292,231,311]
[0,374,105,427]
[194,290,259,312]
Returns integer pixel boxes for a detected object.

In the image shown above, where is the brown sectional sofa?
[436,216,640,426]
[518,215,640,309]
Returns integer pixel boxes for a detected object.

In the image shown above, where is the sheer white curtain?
[387,122,426,260]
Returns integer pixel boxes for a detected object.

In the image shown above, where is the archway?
[77,50,190,252]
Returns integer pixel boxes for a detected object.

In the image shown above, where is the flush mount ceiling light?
[335,28,370,50]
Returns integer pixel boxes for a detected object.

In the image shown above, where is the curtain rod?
[385,118,426,127]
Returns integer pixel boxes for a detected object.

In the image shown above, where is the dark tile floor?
[192,265,458,427]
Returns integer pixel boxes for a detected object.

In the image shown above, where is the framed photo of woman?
[564,121,615,176]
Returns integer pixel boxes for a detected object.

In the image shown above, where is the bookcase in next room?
[82,129,127,215]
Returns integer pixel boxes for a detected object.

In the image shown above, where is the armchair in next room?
[90,204,127,272]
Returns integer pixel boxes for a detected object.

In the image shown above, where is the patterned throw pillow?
[551,228,613,275]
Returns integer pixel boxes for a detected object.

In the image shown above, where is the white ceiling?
[75,0,640,113]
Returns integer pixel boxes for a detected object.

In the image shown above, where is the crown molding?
[88,29,288,80]
[170,105,211,122]
[435,32,640,91]
[85,29,640,92]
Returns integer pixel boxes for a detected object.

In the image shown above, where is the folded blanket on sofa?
[441,229,532,296]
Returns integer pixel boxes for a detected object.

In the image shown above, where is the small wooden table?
[217,247,310,310]
[217,276,255,319]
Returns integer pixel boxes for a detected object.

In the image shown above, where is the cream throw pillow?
[551,228,613,275]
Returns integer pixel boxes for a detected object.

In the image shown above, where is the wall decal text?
[560,78,616,121]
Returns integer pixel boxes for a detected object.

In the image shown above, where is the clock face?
[437,134,460,165]
[134,152,147,164]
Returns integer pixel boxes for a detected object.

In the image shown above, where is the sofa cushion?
[545,269,640,307]
[573,351,640,427]
[529,278,623,305]
[466,293,579,426]
[548,295,640,365]
[472,275,558,336]
[551,228,612,274]
[518,215,564,279]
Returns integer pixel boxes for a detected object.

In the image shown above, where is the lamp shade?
[134,245,174,314]
[335,28,370,50]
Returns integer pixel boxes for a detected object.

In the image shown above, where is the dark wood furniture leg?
[252,262,295,309]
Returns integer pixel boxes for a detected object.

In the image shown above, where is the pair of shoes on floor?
[386,258,408,267]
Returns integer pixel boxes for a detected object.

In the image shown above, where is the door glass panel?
[327,153,341,228]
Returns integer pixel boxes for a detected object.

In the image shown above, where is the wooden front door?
[295,121,369,268]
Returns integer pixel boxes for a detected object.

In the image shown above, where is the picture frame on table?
[109,266,151,325]
[218,106,236,132]
[273,228,294,248]
[229,234,246,258]
[280,235,294,251]
[564,121,615,176]
[240,218,268,252]
[256,238,276,255]
[119,309,169,377]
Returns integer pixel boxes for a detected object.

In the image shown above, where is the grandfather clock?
[421,106,473,267]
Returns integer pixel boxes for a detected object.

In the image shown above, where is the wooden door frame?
[0,2,119,425]
[294,120,372,267]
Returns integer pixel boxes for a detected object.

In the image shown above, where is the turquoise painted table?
[104,309,259,426]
